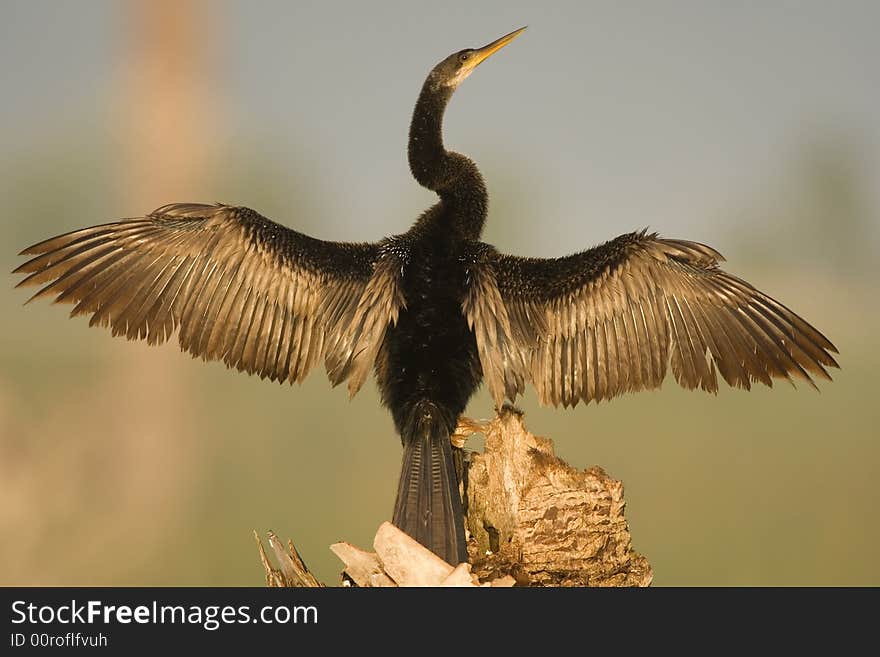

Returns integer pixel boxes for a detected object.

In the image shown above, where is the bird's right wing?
[464,231,838,408]
[14,202,404,396]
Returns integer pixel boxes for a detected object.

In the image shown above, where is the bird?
[13,27,838,566]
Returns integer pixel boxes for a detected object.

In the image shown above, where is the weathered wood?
[373,521,456,586]
[254,530,322,587]
[329,542,393,587]
[256,406,651,587]
[440,562,479,587]
[465,405,652,587]
[332,524,513,586]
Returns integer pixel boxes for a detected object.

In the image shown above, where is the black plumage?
[13,28,837,566]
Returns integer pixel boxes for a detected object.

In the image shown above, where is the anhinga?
[14,27,838,566]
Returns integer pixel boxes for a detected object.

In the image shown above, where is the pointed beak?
[464,26,527,73]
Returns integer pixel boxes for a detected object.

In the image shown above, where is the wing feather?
[15,203,401,394]
[464,231,838,407]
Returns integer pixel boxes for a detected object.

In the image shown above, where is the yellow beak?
[464,26,527,73]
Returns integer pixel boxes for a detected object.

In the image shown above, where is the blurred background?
[1,0,877,586]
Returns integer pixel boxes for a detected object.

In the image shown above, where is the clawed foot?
[451,416,488,448]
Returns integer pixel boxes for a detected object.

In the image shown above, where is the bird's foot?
[451,417,488,448]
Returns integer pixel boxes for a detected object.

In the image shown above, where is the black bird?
[13,27,838,566]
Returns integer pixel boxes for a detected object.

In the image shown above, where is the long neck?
[408,80,488,239]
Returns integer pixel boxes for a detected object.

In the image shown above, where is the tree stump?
[465,405,652,587]
[256,406,652,587]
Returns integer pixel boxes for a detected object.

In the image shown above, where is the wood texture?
[257,406,651,587]
[254,530,322,588]
[466,406,652,587]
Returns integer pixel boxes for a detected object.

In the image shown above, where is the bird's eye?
[459,52,471,63]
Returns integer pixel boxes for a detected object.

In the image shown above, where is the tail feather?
[392,402,467,565]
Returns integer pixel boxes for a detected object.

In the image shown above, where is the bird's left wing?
[14,203,404,396]
[463,230,838,408]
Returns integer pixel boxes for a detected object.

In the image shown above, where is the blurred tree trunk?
[103,0,219,561]
[82,0,219,579]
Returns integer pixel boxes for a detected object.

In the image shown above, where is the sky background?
[4,1,879,250]
[1,0,878,586]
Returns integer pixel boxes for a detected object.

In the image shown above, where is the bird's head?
[427,26,526,91]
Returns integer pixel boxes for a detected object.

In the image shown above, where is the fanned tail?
[392,400,467,565]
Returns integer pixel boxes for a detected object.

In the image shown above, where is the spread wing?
[14,202,404,396]
[464,230,839,407]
